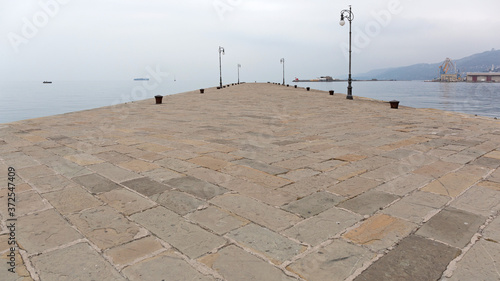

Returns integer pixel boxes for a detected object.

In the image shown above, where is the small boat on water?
[43,81,52,84]
[134,78,149,81]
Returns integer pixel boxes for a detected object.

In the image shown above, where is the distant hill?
[357,49,500,80]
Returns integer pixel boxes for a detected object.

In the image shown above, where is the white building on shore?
[466,72,500,82]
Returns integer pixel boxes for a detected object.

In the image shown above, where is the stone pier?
[1,83,500,280]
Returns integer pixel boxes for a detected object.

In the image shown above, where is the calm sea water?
[0,80,499,124]
[298,80,500,119]
[0,80,214,124]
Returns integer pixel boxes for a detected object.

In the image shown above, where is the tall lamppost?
[340,6,354,100]
[219,46,225,88]
[237,64,241,84]
[280,58,285,85]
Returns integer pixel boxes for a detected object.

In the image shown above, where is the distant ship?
[293,76,337,82]
[43,81,52,84]
[134,78,150,81]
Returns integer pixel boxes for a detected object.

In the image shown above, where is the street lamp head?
[340,14,345,26]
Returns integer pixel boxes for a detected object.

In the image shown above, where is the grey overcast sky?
[1,0,500,83]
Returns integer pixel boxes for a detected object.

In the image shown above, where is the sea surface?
[0,80,499,124]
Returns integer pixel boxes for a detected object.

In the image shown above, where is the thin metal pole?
[346,6,353,100]
[219,48,222,88]
[281,58,285,85]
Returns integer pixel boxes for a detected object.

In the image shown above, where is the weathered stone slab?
[16,164,56,181]
[446,239,500,281]
[45,158,94,178]
[98,188,155,216]
[123,250,215,281]
[199,245,296,281]
[88,162,141,182]
[29,174,79,193]
[95,150,133,164]
[421,172,482,198]
[413,160,462,178]
[185,167,233,185]
[188,156,232,171]
[323,164,367,181]
[121,177,171,197]
[471,156,500,169]
[281,174,338,198]
[227,224,305,264]
[281,191,344,218]
[478,180,500,191]
[43,185,102,214]
[134,142,173,153]
[14,190,50,216]
[335,153,367,162]
[279,168,319,182]
[283,207,362,246]
[68,206,142,250]
[450,185,500,216]
[233,158,289,175]
[0,250,32,280]
[1,152,41,168]
[287,239,373,281]
[17,209,83,253]
[210,194,301,231]
[155,157,200,172]
[105,236,164,269]
[31,243,125,280]
[354,235,460,281]
[487,168,500,183]
[142,168,184,183]
[307,159,346,172]
[361,162,416,182]
[327,176,380,198]
[64,153,105,166]
[337,190,399,216]
[382,191,450,223]
[186,206,249,235]
[416,207,486,248]
[343,214,417,252]
[483,215,500,242]
[118,159,160,172]
[151,190,205,215]
[72,173,122,194]
[130,207,226,258]
[375,173,433,196]
[165,176,228,200]
[484,150,500,160]
[219,178,296,206]
[221,164,292,188]
[273,156,322,170]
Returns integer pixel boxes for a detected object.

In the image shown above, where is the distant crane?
[439,58,461,82]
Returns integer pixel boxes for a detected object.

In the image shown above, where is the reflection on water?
[1,80,499,123]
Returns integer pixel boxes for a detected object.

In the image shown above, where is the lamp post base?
[346,86,353,100]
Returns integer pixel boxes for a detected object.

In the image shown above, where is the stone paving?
[1,83,500,280]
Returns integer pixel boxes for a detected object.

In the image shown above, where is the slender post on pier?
[237,64,241,84]
[219,46,225,88]
[340,6,354,100]
[280,58,285,85]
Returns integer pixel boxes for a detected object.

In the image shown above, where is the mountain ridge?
[356,49,500,80]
